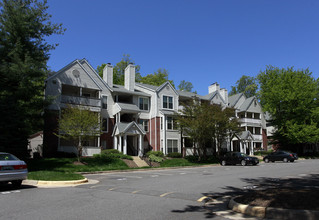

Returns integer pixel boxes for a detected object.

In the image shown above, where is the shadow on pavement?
[171,174,319,219]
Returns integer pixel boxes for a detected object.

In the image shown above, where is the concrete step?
[132,156,149,168]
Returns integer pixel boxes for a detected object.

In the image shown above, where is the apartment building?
[43,59,267,157]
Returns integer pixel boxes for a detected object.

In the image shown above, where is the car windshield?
[0,153,19,161]
[240,153,248,157]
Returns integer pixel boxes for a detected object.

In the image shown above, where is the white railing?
[61,95,101,107]
[238,118,261,124]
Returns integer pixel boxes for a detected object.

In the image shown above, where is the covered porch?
[112,122,146,156]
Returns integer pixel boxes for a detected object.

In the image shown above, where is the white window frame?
[167,139,178,153]
[163,95,173,110]
[139,119,149,132]
[138,97,149,111]
[166,116,177,130]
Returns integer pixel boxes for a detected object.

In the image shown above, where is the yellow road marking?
[132,190,141,194]
[160,192,174,197]
[197,196,208,202]
[108,187,117,191]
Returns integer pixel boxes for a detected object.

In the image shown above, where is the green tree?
[178,80,193,92]
[257,66,319,152]
[177,100,240,159]
[0,0,64,157]
[140,68,175,87]
[55,106,102,162]
[97,54,142,85]
[229,75,258,98]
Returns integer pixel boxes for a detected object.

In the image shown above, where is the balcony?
[252,134,263,141]
[61,95,101,108]
[238,118,261,125]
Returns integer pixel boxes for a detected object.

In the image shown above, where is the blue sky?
[46,0,319,95]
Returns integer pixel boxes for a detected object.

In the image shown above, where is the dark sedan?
[220,152,259,166]
[263,151,297,163]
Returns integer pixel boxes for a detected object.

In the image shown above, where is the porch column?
[230,140,233,152]
[240,141,243,153]
[163,115,166,155]
[123,135,127,155]
[139,134,143,156]
[114,136,118,150]
[118,135,122,153]
[250,141,254,155]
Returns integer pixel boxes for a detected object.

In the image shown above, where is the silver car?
[0,152,28,187]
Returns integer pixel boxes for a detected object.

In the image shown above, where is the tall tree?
[177,100,240,159]
[140,68,175,87]
[178,80,193,92]
[257,66,319,152]
[0,0,64,157]
[55,105,102,162]
[229,75,258,97]
[97,54,142,85]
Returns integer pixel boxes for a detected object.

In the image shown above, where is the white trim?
[138,96,150,112]
[162,95,174,110]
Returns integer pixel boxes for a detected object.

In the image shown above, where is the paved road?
[0,159,318,220]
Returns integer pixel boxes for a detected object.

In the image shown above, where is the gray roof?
[115,122,145,134]
[239,97,255,112]
[160,109,177,115]
[240,130,254,140]
[228,93,243,107]
[116,103,141,112]
[178,90,208,100]
[136,83,159,91]
[112,84,151,96]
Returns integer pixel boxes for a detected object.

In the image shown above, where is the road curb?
[228,196,319,220]
[24,178,88,186]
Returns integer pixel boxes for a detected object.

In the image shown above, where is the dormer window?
[163,95,173,109]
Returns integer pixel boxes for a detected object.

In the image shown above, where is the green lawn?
[26,156,219,181]
[26,157,129,181]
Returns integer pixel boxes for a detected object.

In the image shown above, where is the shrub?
[54,151,76,158]
[185,155,199,162]
[166,152,182,158]
[101,149,120,154]
[148,154,164,163]
[146,151,164,158]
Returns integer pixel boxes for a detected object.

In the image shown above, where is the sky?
[46,0,319,96]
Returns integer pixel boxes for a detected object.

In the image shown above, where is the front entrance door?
[126,136,137,156]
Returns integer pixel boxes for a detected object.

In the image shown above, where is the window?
[255,127,261,135]
[102,118,108,132]
[139,97,149,111]
[139,119,149,132]
[163,96,173,109]
[167,116,177,130]
[167,139,178,153]
[101,96,107,109]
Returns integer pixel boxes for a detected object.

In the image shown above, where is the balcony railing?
[61,95,101,107]
[238,118,261,125]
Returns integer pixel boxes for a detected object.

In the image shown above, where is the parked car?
[220,152,259,166]
[263,151,297,163]
[0,153,28,187]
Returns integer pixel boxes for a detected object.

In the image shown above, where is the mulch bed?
[235,187,319,211]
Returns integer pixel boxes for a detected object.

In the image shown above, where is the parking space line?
[108,187,117,191]
[131,190,142,194]
[160,192,174,197]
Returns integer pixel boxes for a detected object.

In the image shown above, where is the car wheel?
[221,160,227,166]
[12,180,22,188]
[241,160,246,166]
[264,158,269,163]
[283,158,288,163]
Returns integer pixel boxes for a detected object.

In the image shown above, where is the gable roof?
[228,93,244,107]
[239,96,256,112]
[112,121,146,136]
[45,59,103,91]
[79,59,113,92]
[177,90,208,100]
[240,130,254,140]
[136,81,179,96]
[112,84,150,96]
